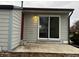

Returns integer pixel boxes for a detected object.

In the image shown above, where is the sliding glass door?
[39,16,48,38]
[50,17,59,38]
[39,16,60,40]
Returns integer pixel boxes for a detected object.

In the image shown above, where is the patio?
[13,43,79,54]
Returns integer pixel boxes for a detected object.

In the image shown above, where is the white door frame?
[37,15,61,41]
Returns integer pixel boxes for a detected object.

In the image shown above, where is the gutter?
[68,10,74,44]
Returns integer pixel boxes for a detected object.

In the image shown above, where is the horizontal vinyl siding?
[0,35,8,38]
[23,13,68,43]
[11,10,21,49]
[0,10,10,51]
[0,43,8,46]
[0,27,8,30]
[0,19,9,22]
[0,39,8,42]
[61,14,68,43]
[0,31,8,34]
[23,14,38,42]
[0,23,9,26]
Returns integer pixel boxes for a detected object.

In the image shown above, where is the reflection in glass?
[39,17,48,38]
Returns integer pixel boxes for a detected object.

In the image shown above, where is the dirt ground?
[0,52,79,57]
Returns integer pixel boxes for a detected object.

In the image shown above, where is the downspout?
[68,10,74,44]
[21,1,23,40]
[21,1,23,8]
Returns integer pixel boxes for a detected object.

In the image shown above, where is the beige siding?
[23,13,68,43]
[11,10,22,49]
[23,14,38,42]
[0,10,10,51]
[61,14,68,43]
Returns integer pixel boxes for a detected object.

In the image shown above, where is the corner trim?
[68,11,74,44]
[8,11,13,51]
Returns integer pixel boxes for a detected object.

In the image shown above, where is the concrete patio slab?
[13,43,79,54]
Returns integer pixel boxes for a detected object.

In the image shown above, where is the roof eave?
[23,7,74,12]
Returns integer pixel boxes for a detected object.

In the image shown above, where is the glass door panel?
[50,17,59,38]
[39,16,49,38]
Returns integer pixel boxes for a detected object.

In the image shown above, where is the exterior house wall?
[61,14,68,43]
[23,13,68,43]
[11,10,22,49]
[0,5,73,51]
[0,10,21,51]
[23,13,38,42]
[0,10,10,51]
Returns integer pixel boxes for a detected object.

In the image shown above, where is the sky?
[0,1,79,27]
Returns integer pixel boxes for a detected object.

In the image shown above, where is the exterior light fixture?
[32,16,39,23]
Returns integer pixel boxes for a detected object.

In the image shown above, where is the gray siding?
[0,10,10,51]
[23,13,68,43]
[0,10,21,51]
[11,10,22,49]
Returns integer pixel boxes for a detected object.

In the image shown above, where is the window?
[39,16,59,39]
